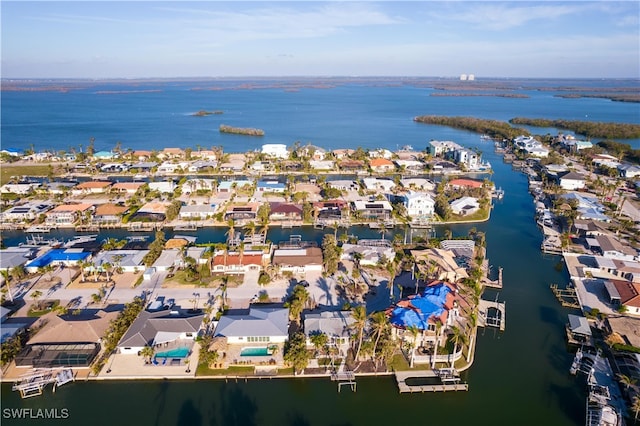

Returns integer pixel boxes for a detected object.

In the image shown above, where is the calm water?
[2,79,637,425]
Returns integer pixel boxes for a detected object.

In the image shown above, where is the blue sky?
[2,1,639,78]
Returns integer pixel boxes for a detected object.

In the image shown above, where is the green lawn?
[196,364,256,376]
[0,164,60,185]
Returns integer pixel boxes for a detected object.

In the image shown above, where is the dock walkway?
[478,299,506,331]
[394,370,468,393]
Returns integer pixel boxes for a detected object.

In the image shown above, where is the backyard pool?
[240,347,270,357]
[155,347,190,358]
[25,249,90,269]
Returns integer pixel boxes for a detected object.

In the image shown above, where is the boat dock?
[394,369,468,393]
[478,298,506,331]
[550,283,580,309]
[11,368,75,398]
[330,369,356,392]
[482,266,503,289]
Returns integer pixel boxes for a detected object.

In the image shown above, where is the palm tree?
[449,326,468,369]
[617,373,637,392]
[406,325,420,368]
[140,345,155,364]
[431,321,443,369]
[351,305,367,362]
[632,395,640,424]
[31,290,43,310]
[1,270,14,303]
[102,262,113,282]
[79,259,91,282]
[309,332,328,358]
[386,260,398,302]
[369,311,388,367]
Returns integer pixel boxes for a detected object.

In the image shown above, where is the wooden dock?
[394,370,468,393]
[11,368,75,398]
[482,266,503,289]
[478,298,506,331]
[331,370,356,393]
[550,284,581,309]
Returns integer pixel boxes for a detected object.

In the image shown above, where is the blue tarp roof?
[389,282,452,330]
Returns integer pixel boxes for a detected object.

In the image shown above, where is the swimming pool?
[240,347,270,357]
[155,347,190,358]
[26,249,90,268]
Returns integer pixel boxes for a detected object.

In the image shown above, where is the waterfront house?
[426,140,462,157]
[605,316,640,347]
[250,161,274,172]
[130,161,157,172]
[0,202,53,223]
[191,150,218,161]
[25,248,92,273]
[132,201,170,222]
[257,179,286,193]
[604,279,640,316]
[403,191,435,220]
[132,150,153,161]
[394,159,424,173]
[272,247,323,273]
[157,161,189,174]
[117,309,204,355]
[592,154,621,169]
[111,182,145,195]
[46,181,77,195]
[158,148,185,160]
[148,181,177,194]
[0,247,36,272]
[225,203,259,221]
[401,178,436,192]
[152,249,181,272]
[513,136,550,158]
[218,180,253,193]
[297,144,327,161]
[309,160,335,171]
[341,240,395,266]
[369,158,395,173]
[213,305,289,367]
[338,159,365,172]
[0,305,30,344]
[0,182,40,195]
[411,248,469,282]
[448,178,483,190]
[15,308,119,368]
[0,147,23,157]
[327,180,358,191]
[352,199,393,220]
[566,314,593,346]
[560,192,610,222]
[261,144,289,159]
[593,235,638,261]
[181,178,216,194]
[45,203,94,225]
[558,135,593,152]
[100,163,129,173]
[559,171,586,190]
[449,196,480,216]
[332,149,355,159]
[211,251,264,274]
[313,200,348,220]
[179,204,217,220]
[188,160,217,173]
[269,202,303,221]
[361,177,396,192]
[218,160,245,172]
[304,311,354,358]
[72,180,113,195]
[92,203,128,226]
[91,250,148,273]
[369,148,393,160]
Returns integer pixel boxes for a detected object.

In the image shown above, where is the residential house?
[261,144,289,159]
[566,314,593,346]
[46,182,77,195]
[559,171,586,190]
[225,203,259,221]
[297,144,327,160]
[157,161,190,174]
[152,249,181,272]
[100,163,129,173]
[618,164,640,179]
[1,202,53,223]
[328,180,358,191]
[309,160,334,171]
[15,308,119,368]
[594,235,637,261]
[341,240,395,266]
[558,135,593,152]
[133,201,170,221]
[338,160,366,172]
[130,161,157,172]
[257,180,286,193]
[72,181,112,195]
[394,159,424,173]
[352,199,393,220]
[181,178,216,194]
[25,248,92,273]
[272,247,323,273]
[92,151,117,161]
[191,150,218,161]
[188,160,217,173]
[250,161,274,172]
[604,279,640,316]
[0,247,36,272]
[92,203,128,226]
[111,182,145,195]
[450,197,480,216]
[313,200,348,220]
[218,160,245,172]
[361,177,395,192]
[132,150,153,161]
[561,193,610,222]
[411,248,469,282]
[403,191,435,220]
[592,154,621,169]
[218,180,253,193]
[269,203,303,221]
[45,203,94,225]
[117,310,204,355]
[179,204,217,220]
[211,251,264,274]
[158,148,185,161]
[401,178,435,192]
[448,178,483,190]
[369,148,393,159]
[426,140,462,157]
[148,181,177,194]
[513,135,550,158]
[213,306,288,367]
[304,311,354,357]
[369,158,395,173]
[332,149,355,159]
[0,183,40,195]
[454,148,481,169]
[91,250,148,273]
[0,148,23,157]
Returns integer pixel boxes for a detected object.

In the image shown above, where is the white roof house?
[559,172,586,190]
[403,191,435,219]
[450,196,480,216]
[304,311,355,356]
[148,181,177,194]
[369,148,393,159]
[427,140,462,157]
[214,306,289,344]
[152,249,181,271]
[179,204,217,220]
[261,144,289,159]
[361,178,396,192]
[401,178,435,192]
[341,242,395,266]
[0,183,40,195]
[91,250,149,273]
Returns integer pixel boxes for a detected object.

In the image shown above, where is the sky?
[1,1,639,79]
